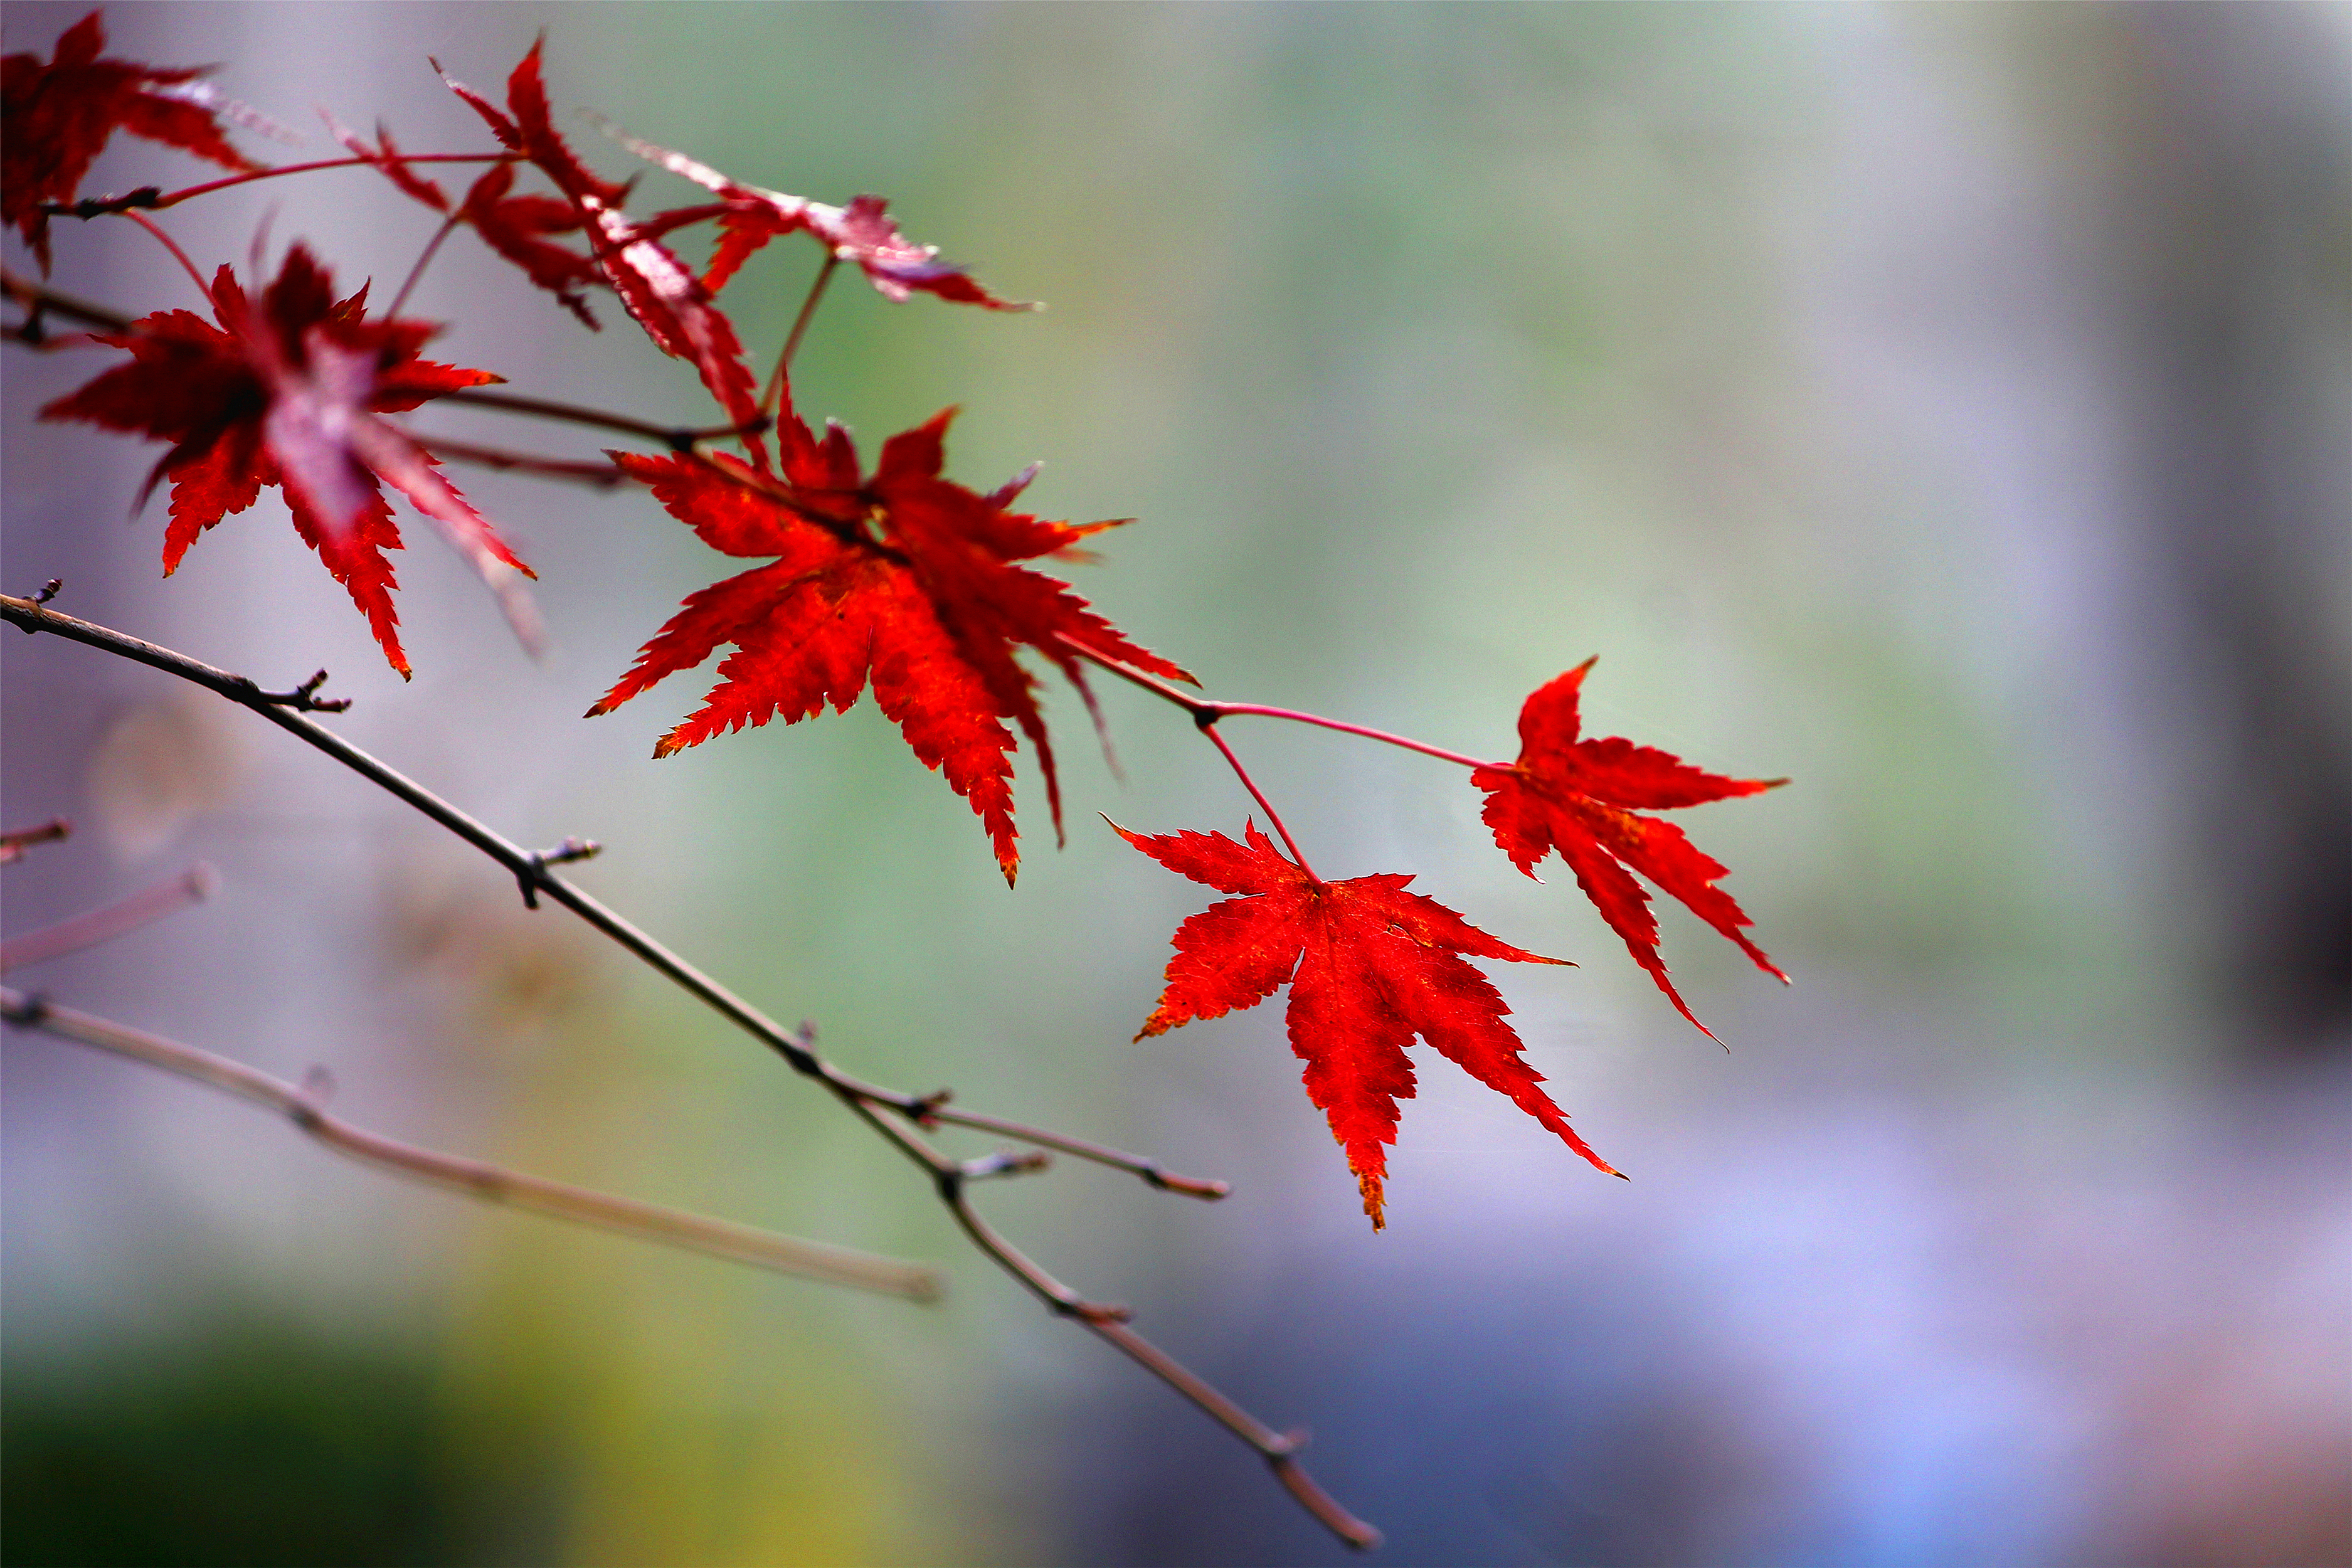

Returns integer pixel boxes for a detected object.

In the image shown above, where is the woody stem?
[763,254,839,416]
[1198,720,1320,883]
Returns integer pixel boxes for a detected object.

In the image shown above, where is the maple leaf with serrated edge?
[40,243,538,675]
[590,406,1188,883]
[333,118,604,331]
[591,121,1032,309]
[1117,819,1616,1229]
[436,41,765,458]
[1,10,262,271]
[1471,659,1786,1037]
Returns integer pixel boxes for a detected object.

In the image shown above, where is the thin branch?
[121,211,212,302]
[763,253,839,415]
[0,817,73,866]
[1201,724,1320,882]
[0,986,938,1300]
[387,210,465,321]
[1,862,216,972]
[41,154,513,216]
[420,436,635,490]
[440,387,769,453]
[914,1098,1229,1200]
[0,593,1378,1552]
[1066,638,1503,771]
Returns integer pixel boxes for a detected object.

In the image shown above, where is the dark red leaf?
[3,10,262,269]
[1120,820,1614,1229]
[1471,659,1785,1036]
[40,243,536,674]
[596,123,1032,309]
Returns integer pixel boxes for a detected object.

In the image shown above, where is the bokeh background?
[4,4,2346,1564]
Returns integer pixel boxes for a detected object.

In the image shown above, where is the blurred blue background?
[4,4,2346,1564]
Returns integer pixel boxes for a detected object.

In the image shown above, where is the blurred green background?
[4,4,2346,1564]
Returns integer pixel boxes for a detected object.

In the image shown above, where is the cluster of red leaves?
[7,18,1791,1232]
[1123,662,1780,1226]
[589,410,1190,884]
[1,10,258,270]
[38,245,533,675]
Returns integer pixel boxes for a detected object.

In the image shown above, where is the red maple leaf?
[1118,820,1616,1229]
[2,9,262,270]
[1471,659,1786,1036]
[334,119,603,331]
[40,243,537,675]
[594,124,1030,309]
[437,42,765,454]
[590,407,1188,882]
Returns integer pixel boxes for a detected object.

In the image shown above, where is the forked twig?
[0,592,1382,1552]
[0,986,938,1300]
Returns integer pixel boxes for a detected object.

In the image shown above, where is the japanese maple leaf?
[593,122,1032,309]
[590,407,1188,882]
[40,243,538,675]
[1118,820,1616,1229]
[1471,659,1786,1036]
[1,10,261,270]
[334,119,603,330]
[437,42,764,453]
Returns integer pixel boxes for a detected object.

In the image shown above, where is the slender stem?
[0,817,73,864]
[121,211,212,302]
[1,272,130,332]
[1201,724,1320,883]
[0,987,938,1300]
[1209,703,1497,770]
[441,387,766,451]
[763,253,839,415]
[418,437,634,489]
[388,211,465,320]
[0,593,1375,1550]
[1065,638,1504,770]
[919,1104,1229,1200]
[124,154,513,211]
[1,863,215,972]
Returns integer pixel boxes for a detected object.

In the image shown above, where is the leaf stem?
[1200,723,1320,883]
[439,387,768,451]
[387,210,465,320]
[113,153,514,213]
[1065,639,1504,770]
[120,211,213,302]
[763,253,839,415]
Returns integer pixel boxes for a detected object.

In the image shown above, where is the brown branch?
[0,817,73,866]
[0,985,939,1300]
[420,436,635,490]
[1,862,216,971]
[0,592,1380,1552]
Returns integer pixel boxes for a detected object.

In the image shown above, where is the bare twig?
[420,437,634,489]
[1,862,216,971]
[0,817,72,866]
[0,593,1380,1551]
[440,388,770,453]
[0,986,938,1300]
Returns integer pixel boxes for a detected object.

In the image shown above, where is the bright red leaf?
[2,9,262,270]
[590,407,1188,883]
[1472,659,1785,1036]
[597,124,1031,309]
[40,243,538,675]
[1119,819,1614,1229]
[438,43,765,456]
